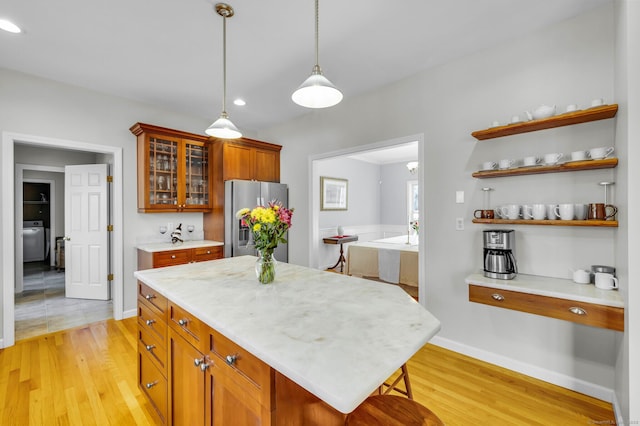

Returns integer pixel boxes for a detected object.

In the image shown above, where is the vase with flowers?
[236,202,294,284]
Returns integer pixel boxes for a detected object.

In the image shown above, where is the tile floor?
[14,261,113,341]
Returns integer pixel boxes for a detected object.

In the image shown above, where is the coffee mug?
[572,269,591,284]
[591,98,605,107]
[523,156,541,167]
[482,161,498,170]
[546,204,559,220]
[566,104,579,113]
[543,153,563,165]
[595,272,618,290]
[474,209,495,219]
[510,115,521,124]
[574,204,588,220]
[500,204,521,220]
[531,204,546,220]
[589,146,614,159]
[555,203,575,220]
[570,150,590,161]
[522,204,533,220]
[491,121,500,127]
[605,204,618,220]
[499,159,515,169]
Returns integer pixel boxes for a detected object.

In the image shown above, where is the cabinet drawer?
[193,246,222,262]
[137,281,168,318]
[138,325,167,376]
[139,349,168,424]
[152,249,191,267]
[138,302,167,347]
[169,302,206,352]
[207,328,273,406]
[468,284,624,331]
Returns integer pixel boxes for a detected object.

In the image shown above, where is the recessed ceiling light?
[233,99,246,106]
[0,19,22,34]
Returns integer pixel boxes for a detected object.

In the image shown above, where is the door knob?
[64,237,71,241]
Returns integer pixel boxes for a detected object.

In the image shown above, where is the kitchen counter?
[134,256,441,413]
[466,272,623,308]
[136,239,223,253]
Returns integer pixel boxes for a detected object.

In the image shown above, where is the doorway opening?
[309,134,424,302]
[1,132,124,349]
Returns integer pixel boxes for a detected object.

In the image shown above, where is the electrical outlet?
[456,217,464,230]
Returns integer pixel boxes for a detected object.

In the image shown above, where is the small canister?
[591,265,616,283]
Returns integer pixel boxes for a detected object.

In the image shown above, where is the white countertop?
[465,273,624,308]
[136,240,223,253]
[134,256,440,413]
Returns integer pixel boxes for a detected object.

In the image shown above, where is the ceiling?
[0,0,609,135]
[347,142,419,165]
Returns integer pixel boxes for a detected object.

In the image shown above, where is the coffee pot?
[483,229,517,280]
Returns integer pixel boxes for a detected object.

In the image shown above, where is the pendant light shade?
[292,0,342,109]
[206,3,241,139]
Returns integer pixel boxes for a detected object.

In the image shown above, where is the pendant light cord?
[314,0,319,68]
[222,13,228,115]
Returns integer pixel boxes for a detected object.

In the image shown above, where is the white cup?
[510,115,521,124]
[555,203,575,220]
[591,98,605,107]
[595,272,618,290]
[531,204,546,220]
[499,159,515,170]
[482,161,498,170]
[570,150,590,161]
[500,204,521,220]
[573,269,591,284]
[491,121,500,127]
[522,204,533,220]
[543,153,563,165]
[523,156,541,167]
[589,146,614,159]
[574,203,588,220]
[566,104,579,113]
[546,204,559,220]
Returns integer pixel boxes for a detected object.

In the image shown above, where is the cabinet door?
[169,330,206,426]
[183,140,211,210]
[148,135,180,209]
[254,149,280,182]
[206,362,272,426]
[223,144,255,181]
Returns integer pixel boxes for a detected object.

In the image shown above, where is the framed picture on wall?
[320,177,348,211]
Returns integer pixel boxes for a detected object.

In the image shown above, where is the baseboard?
[122,308,137,319]
[611,393,624,425]
[430,335,615,403]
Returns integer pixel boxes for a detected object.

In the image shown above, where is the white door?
[64,164,110,300]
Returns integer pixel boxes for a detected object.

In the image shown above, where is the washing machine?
[23,220,45,262]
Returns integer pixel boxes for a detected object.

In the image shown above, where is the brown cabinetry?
[131,122,212,213]
[137,281,169,424]
[137,245,223,269]
[204,138,282,242]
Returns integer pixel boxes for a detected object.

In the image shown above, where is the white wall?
[0,68,211,336]
[380,162,419,225]
[261,4,622,398]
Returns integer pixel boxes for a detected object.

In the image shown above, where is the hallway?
[14,261,112,341]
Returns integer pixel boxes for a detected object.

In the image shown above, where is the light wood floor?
[0,317,615,425]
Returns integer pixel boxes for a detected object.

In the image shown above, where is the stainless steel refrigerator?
[224,179,289,262]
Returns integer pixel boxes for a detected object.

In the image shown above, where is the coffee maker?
[483,229,517,279]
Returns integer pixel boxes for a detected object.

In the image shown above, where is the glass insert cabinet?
[131,122,212,213]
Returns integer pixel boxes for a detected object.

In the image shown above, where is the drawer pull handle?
[225,354,238,366]
[145,294,156,300]
[178,319,187,326]
[145,344,155,351]
[569,307,587,315]
[145,319,156,326]
[171,255,176,259]
[491,293,505,301]
[145,381,158,389]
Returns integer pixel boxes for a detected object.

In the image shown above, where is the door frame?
[15,172,60,293]
[1,132,124,348]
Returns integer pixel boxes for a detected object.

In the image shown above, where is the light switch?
[456,217,464,230]
[456,191,464,203]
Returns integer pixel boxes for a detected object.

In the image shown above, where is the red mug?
[474,209,495,219]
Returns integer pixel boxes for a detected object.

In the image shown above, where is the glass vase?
[255,251,276,284]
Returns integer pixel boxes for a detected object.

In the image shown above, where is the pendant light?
[205,3,242,139]
[291,0,343,109]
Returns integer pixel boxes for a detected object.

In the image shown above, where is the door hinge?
[107,175,113,183]
[107,224,114,232]
[107,273,114,281]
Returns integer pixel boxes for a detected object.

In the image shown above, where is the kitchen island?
[134,256,440,425]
